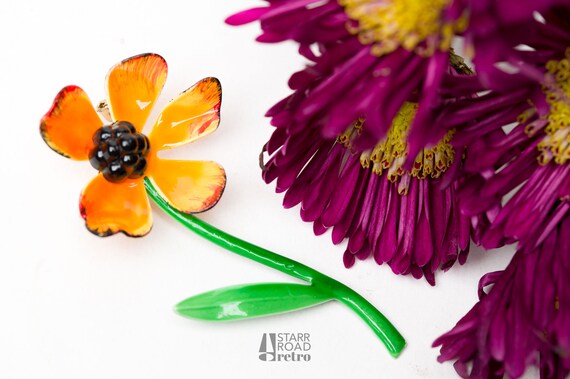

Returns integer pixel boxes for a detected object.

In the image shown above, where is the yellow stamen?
[536,47,570,165]
[339,102,455,195]
[338,0,468,57]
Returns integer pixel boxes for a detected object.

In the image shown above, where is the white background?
[0,1,522,378]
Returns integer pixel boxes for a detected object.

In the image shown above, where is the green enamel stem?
[144,178,405,357]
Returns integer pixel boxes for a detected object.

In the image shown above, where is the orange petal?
[79,175,152,237]
[149,77,221,150]
[106,53,167,131]
[147,157,226,213]
[40,85,103,160]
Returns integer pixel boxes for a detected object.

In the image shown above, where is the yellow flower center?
[338,102,455,195]
[529,48,570,165]
[338,0,467,56]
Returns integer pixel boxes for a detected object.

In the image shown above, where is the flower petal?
[148,77,221,150]
[147,158,225,213]
[40,85,102,160]
[79,175,152,237]
[106,53,167,131]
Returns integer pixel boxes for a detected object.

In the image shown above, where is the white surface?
[0,1,518,378]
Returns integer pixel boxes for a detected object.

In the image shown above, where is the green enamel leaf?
[175,283,333,321]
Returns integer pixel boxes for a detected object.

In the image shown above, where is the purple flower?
[261,56,486,284]
[437,8,570,249]
[229,2,570,370]
[227,0,470,154]
[227,2,570,375]
[433,217,570,379]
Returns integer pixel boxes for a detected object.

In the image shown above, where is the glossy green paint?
[145,178,406,358]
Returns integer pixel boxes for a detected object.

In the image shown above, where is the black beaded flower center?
[89,121,150,183]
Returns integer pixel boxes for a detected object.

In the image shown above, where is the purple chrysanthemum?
[433,217,570,379]
[229,1,570,371]
[433,8,570,249]
[260,52,486,284]
[227,0,469,155]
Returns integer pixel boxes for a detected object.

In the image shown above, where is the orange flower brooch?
[40,53,225,236]
[39,54,405,358]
